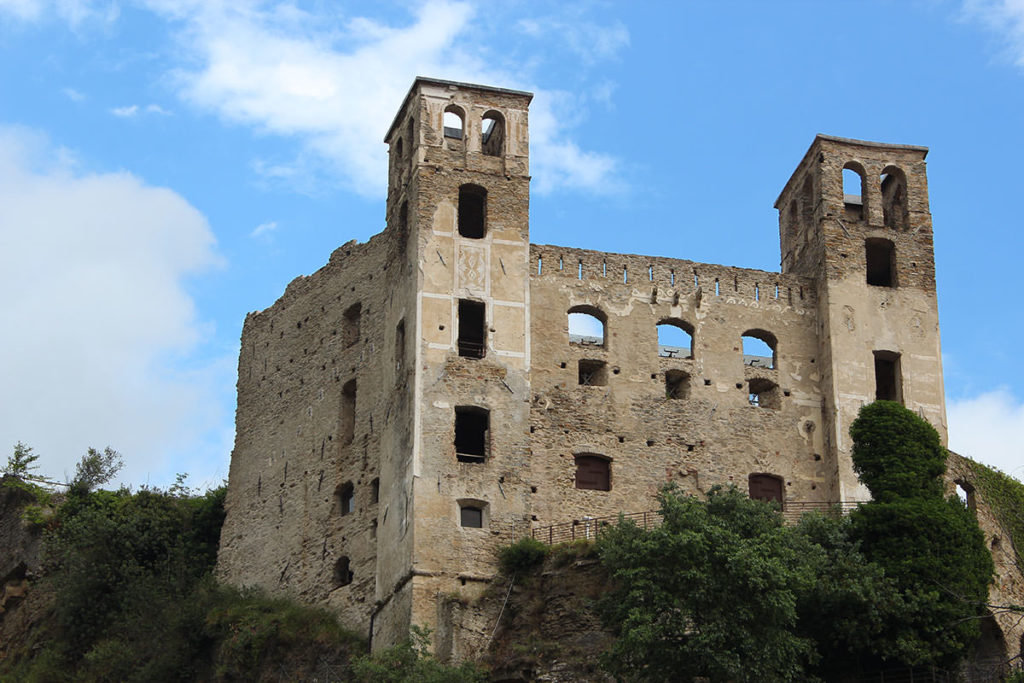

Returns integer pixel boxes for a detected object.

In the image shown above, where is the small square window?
[578,359,607,386]
[460,505,483,528]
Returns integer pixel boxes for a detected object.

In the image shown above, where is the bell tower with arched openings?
[377,78,534,647]
[775,135,946,502]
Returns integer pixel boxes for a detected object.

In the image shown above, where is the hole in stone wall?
[666,370,690,399]
[458,184,487,238]
[748,378,781,409]
[657,319,694,359]
[370,478,379,504]
[481,110,505,157]
[443,106,464,140]
[568,306,606,347]
[336,481,354,515]
[742,330,777,369]
[866,238,896,287]
[843,164,865,220]
[340,379,356,445]
[455,406,489,463]
[343,303,361,348]
[578,359,607,386]
[334,556,353,586]
[873,350,902,403]
[458,299,486,358]
[880,166,909,229]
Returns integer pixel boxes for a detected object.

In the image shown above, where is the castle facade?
[216,78,946,651]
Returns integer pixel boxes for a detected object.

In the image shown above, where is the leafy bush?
[351,626,487,683]
[498,536,549,576]
[850,400,946,500]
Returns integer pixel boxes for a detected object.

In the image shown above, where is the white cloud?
[961,0,1024,67]
[62,87,85,102]
[0,125,227,487]
[111,104,139,117]
[517,14,629,65]
[147,0,621,197]
[110,103,171,118]
[947,387,1024,480]
[249,220,277,238]
[0,0,117,27]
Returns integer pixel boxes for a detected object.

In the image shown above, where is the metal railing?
[529,500,866,546]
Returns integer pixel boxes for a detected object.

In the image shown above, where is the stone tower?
[774,136,946,501]
[374,78,535,645]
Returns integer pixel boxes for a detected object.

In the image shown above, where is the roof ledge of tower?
[384,77,534,143]
[773,134,929,208]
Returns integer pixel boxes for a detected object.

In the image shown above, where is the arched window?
[481,110,505,157]
[568,305,606,347]
[394,137,403,160]
[657,319,694,359]
[954,479,976,512]
[741,329,777,369]
[574,454,611,491]
[748,474,783,505]
[457,184,486,238]
[443,105,464,140]
[843,162,865,220]
[880,166,909,229]
[865,238,896,287]
[747,378,780,409]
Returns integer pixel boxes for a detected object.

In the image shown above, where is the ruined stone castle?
[217,78,951,651]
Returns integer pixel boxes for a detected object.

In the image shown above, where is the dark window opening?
[874,351,902,403]
[799,176,815,230]
[575,454,611,491]
[460,505,483,528]
[481,111,505,157]
[340,379,356,445]
[394,137,403,161]
[333,556,353,586]
[578,359,607,386]
[843,164,865,220]
[370,478,379,504]
[748,378,781,410]
[955,479,976,512]
[443,106,464,140]
[866,238,896,287]
[881,167,909,229]
[457,184,486,238]
[458,299,486,358]
[568,305,606,346]
[395,319,406,372]
[742,329,777,369]
[657,319,694,358]
[666,370,690,399]
[337,481,354,516]
[343,303,361,348]
[455,406,489,463]
[749,474,783,506]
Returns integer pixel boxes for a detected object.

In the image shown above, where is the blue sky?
[1,0,1022,487]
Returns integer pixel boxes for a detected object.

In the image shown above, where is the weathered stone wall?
[217,228,412,635]
[528,245,827,526]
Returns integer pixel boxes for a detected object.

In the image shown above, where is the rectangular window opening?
[874,351,902,403]
[340,379,356,445]
[578,359,608,386]
[460,505,483,528]
[455,407,489,463]
[866,239,896,287]
[343,303,362,348]
[458,299,486,358]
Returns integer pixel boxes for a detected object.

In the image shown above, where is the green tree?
[596,485,821,682]
[850,400,946,501]
[3,441,40,478]
[69,446,123,495]
[849,401,993,670]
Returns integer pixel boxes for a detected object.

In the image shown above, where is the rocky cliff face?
[0,478,49,662]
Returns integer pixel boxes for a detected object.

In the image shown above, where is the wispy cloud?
[0,125,228,486]
[249,220,277,238]
[960,0,1024,67]
[0,0,118,27]
[62,86,86,102]
[144,0,624,197]
[517,14,629,66]
[947,387,1024,480]
[110,103,172,118]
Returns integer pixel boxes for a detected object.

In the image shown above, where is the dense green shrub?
[498,536,549,576]
[850,400,947,500]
